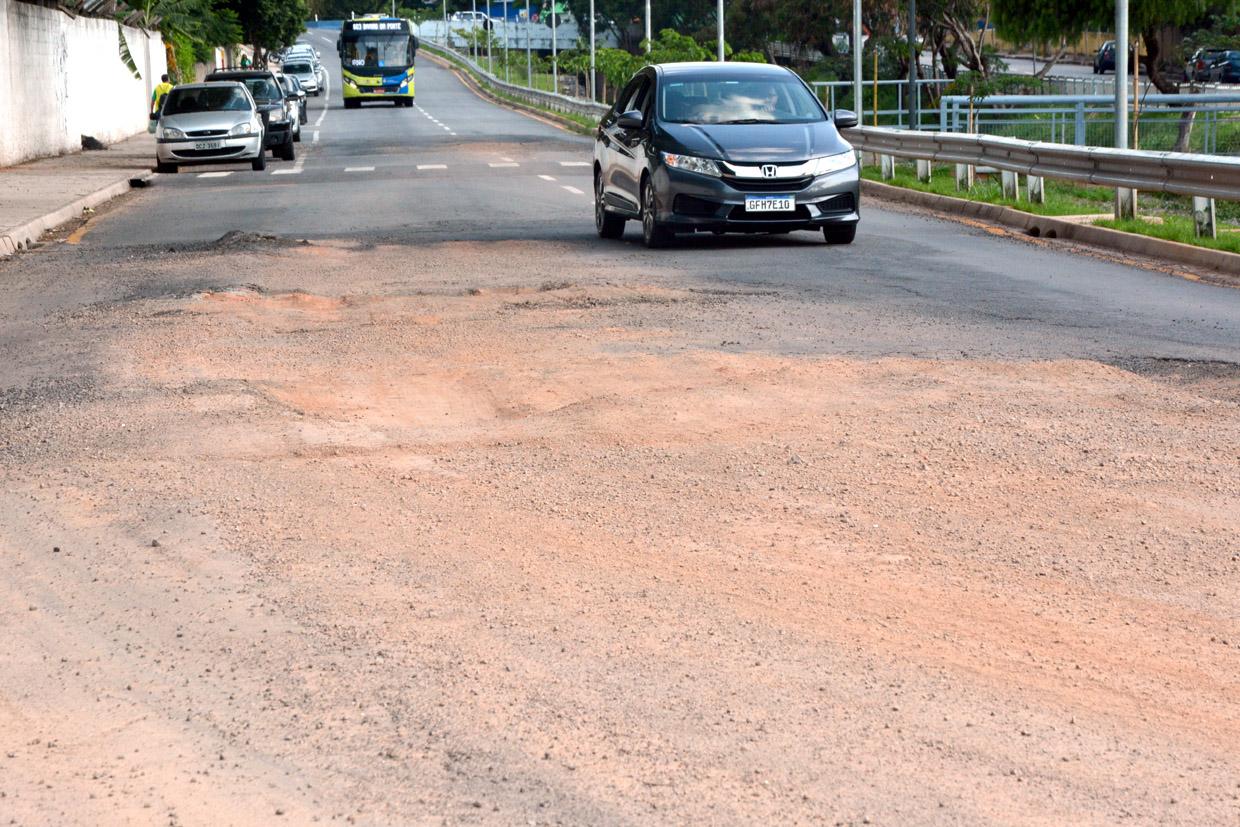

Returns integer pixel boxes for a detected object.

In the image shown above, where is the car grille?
[814,193,856,214]
[727,205,812,221]
[186,129,228,138]
[673,195,720,217]
[172,147,245,158]
[724,175,814,192]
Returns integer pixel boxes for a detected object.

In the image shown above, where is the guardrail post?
[1027,175,1045,204]
[1193,196,1216,239]
[1074,101,1086,146]
[1001,170,1020,200]
[880,154,895,180]
[916,159,931,182]
[955,163,973,191]
[1115,187,1137,220]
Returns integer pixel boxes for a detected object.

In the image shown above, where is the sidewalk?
[0,132,154,256]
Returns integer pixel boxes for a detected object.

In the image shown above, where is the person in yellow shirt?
[151,74,174,115]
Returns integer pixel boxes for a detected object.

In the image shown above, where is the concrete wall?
[0,0,167,167]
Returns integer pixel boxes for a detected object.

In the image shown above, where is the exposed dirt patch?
[1,241,1238,825]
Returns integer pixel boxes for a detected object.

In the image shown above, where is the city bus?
[337,16,418,108]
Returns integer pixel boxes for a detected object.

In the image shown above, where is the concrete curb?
[0,170,152,257]
[861,179,1240,276]
[421,47,596,137]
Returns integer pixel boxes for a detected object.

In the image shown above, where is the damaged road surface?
[3,43,1240,827]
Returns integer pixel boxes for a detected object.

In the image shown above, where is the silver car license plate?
[745,195,794,212]
[194,140,223,150]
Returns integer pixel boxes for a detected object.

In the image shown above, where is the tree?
[223,0,310,52]
[120,0,242,81]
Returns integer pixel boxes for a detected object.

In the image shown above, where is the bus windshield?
[342,34,414,70]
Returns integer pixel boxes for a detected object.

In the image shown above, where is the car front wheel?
[595,174,625,239]
[641,180,672,249]
[823,223,857,245]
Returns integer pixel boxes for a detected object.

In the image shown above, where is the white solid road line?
[417,164,447,170]
[560,161,590,167]
[489,162,519,168]
[562,185,585,195]
[538,174,556,181]
[198,171,232,178]
[344,166,375,172]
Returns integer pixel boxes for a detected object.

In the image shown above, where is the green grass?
[1095,216,1240,255]
[865,160,1240,256]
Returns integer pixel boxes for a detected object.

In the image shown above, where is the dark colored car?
[593,62,860,248]
[1186,48,1227,82]
[1207,50,1240,83]
[278,72,309,128]
[1093,40,1137,74]
[205,69,296,160]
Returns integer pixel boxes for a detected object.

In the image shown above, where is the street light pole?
[525,0,531,88]
[503,0,510,82]
[588,0,596,100]
[907,0,918,128]
[471,0,477,61]
[644,0,651,53]
[852,0,861,119]
[551,0,558,93]
[716,0,724,61]
[1115,0,1128,149]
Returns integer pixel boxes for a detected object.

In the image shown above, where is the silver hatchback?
[153,82,266,174]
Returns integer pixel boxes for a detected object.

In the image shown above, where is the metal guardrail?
[422,40,610,122]
[843,126,1240,200]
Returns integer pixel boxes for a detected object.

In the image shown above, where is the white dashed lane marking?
[560,161,590,167]
[344,166,375,172]
[489,162,519,168]
[538,174,556,181]
[562,185,585,195]
[271,168,300,175]
[198,171,232,178]
[417,164,447,170]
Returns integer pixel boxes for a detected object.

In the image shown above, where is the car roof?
[208,70,277,78]
[653,62,796,79]
[167,81,246,90]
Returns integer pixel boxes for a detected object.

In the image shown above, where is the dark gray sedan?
[593,62,860,248]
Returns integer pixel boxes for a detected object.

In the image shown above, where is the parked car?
[282,58,321,96]
[280,74,309,125]
[205,69,296,160]
[275,73,306,139]
[1186,47,1228,82]
[593,62,860,248]
[152,82,266,174]
[1206,50,1240,83]
[450,10,493,29]
[1093,40,1136,74]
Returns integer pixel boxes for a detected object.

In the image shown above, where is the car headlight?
[268,109,287,123]
[158,126,185,140]
[228,121,254,136]
[811,151,857,177]
[661,152,722,178]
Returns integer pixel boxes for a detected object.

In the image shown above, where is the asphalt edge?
[420,47,595,137]
[860,179,1240,277]
[0,170,152,258]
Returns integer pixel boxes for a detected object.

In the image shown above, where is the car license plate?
[745,195,794,212]
[194,140,222,150]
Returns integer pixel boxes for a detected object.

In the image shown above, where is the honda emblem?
[761,164,779,179]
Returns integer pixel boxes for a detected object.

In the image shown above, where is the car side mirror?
[149,112,159,121]
[834,109,858,129]
[617,110,644,130]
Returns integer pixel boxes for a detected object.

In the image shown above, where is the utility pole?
[644,0,651,53]
[471,0,477,61]
[1114,0,1128,149]
[716,0,724,60]
[589,0,596,100]
[525,0,532,88]
[907,0,918,128]
[551,0,558,93]
[503,0,510,82]
[852,0,862,119]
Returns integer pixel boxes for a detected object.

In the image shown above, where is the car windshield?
[285,62,313,73]
[239,77,281,101]
[659,76,825,125]
[163,86,251,114]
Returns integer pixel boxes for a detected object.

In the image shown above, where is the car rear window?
[285,62,312,73]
